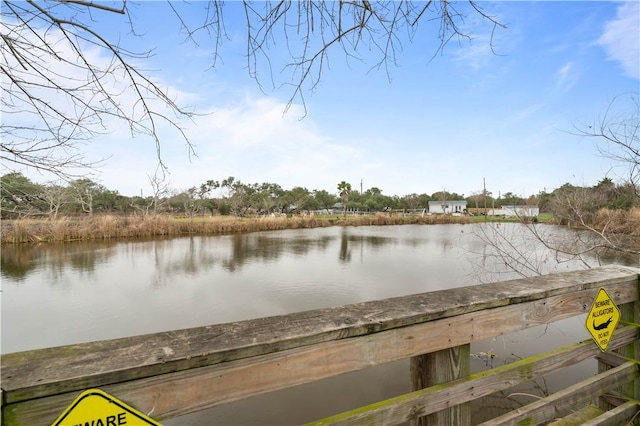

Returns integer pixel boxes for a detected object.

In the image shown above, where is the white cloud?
[454,39,495,71]
[97,95,373,196]
[597,2,640,79]
[452,2,516,70]
[555,62,577,92]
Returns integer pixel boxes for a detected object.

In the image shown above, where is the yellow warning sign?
[52,389,161,426]
[585,287,620,352]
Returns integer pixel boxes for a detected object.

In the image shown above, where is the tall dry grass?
[0,213,472,244]
[627,208,640,235]
[593,207,640,235]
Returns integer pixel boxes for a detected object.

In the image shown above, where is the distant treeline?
[1,173,638,226]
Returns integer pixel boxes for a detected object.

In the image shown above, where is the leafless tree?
[583,95,639,199]
[403,193,420,211]
[469,222,573,281]
[471,95,639,279]
[39,182,72,220]
[552,94,640,258]
[437,189,449,213]
[1,1,504,178]
[469,190,484,210]
[132,167,171,216]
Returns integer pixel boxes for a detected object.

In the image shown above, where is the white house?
[428,200,467,215]
[487,209,506,216]
[502,205,540,218]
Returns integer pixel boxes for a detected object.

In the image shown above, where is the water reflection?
[0,244,40,281]
[225,233,334,271]
[0,241,120,282]
[1,229,407,283]
[338,230,397,263]
[339,230,350,262]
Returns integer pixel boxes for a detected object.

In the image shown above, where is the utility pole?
[360,178,363,195]
[483,177,487,218]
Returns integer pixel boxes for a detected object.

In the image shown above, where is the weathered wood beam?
[547,405,604,426]
[476,361,638,426]
[581,400,640,426]
[305,326,638,426]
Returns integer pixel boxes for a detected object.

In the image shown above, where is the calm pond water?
[1,223,637,424]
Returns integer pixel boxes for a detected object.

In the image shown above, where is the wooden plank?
[597,352,628,369]
[2,268,637,406]
[476,361,638,426]
[547,405,604,425]
[2,290,639,425]
[581,401,639,426]
[304,326,638,426]
[409,345,471,426]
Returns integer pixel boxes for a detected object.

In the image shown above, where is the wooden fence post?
[410,344,471,426]
[616,290,640,406]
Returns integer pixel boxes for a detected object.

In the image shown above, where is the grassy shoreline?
[0,213,474,244]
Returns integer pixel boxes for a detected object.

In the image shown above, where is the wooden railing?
[1,265,639,425]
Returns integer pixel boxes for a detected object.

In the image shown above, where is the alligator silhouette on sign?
[593,316,613,331]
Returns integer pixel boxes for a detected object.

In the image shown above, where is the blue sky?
[11,1,640,199]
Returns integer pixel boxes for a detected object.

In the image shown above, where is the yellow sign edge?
[585,287,621,352]
[51,388,161,426]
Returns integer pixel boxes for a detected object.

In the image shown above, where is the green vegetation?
[0,173,528,221]
[468,215,551,224]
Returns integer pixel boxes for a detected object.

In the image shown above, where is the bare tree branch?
[475,96,639,279]
[1,0,196,178]
[1,1,503,177]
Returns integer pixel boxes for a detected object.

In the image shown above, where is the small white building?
[502,205,540,218]
[428,200,467,215]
